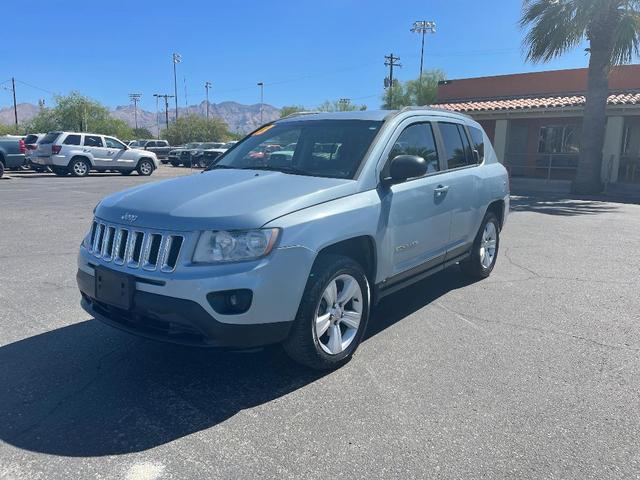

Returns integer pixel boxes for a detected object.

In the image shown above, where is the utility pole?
[155,94,174,131]
[128,93,142,130]
[172,53,181,121]
[204,81,212,120]
[11,78,18,127]
[410,21,436,83]
[153,93,161,138]
[257,82,264,124]
[384,54,401,105]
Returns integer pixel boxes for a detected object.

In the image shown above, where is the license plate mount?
[95,266,134,310]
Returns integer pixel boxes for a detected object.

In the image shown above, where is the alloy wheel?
[479,221,497,268]
[315,274,363,355]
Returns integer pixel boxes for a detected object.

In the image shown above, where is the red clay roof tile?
[432,93,640,112]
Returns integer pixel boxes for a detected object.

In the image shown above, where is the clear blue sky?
[1,0,596,112]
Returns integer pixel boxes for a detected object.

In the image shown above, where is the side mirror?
[382,155,428,185]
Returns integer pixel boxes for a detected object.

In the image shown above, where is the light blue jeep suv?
[77,108,509,370]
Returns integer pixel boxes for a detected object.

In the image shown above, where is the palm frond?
[520,0,589,62]
[611,9,640,64]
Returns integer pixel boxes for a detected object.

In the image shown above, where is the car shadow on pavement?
[509,194,620,216]
[0,267,473,457]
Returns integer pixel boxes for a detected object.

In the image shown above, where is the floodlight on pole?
[410,20,436,82]
[172,53,182,121]
[257,82,264,124]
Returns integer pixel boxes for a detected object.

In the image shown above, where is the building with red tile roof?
[432,66,640,186]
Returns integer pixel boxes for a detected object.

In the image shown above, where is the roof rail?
[398,105,474,120]
[279,111,321,120]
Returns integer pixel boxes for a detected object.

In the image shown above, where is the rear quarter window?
[40,132,61,145]
[469,126,485,163]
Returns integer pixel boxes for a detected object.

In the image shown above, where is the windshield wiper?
[205,164,237,171]
[241,165,309,176]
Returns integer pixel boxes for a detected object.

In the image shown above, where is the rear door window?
[438,122,473,169]
[63,134,81,145]
[84,135,103,147]
[146,141,156,147]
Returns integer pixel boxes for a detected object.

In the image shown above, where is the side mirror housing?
[382,155,428,185]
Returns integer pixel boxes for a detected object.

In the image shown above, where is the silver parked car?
[77,109,509,370]
[33,132,160,177]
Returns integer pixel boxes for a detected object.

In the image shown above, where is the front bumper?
[78,269,292,348]
[77,243,315,347]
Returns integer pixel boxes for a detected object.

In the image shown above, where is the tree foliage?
[316,99,367,112]
[161,114,231,145]
[280,105,306,117]
[520,0,640,64]
[24,92,134,139]
[381,70,446,109]
[131,127,154,140]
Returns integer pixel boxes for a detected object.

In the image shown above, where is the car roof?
[276,107,472,124]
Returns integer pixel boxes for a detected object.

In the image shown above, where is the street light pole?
[205,81,212,120]
[172,53,181,122]
[257,82,264,124]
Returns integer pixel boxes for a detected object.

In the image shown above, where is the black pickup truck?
[0,136,26,177]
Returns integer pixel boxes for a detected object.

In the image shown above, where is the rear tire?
[137,158,154,176]
[69,158,90,177]
[170,160,180,168]
[0,161,4,178]
[283,254,370,370]
[51,166,69,176]
[460,212,500,279]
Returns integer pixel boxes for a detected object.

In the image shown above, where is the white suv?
[33,131,160,177]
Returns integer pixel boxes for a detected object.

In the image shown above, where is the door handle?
[107,151,114,155]
[434,185,449,196]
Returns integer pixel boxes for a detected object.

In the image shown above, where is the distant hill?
[0,101,281,134]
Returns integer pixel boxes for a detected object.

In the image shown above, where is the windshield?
[184,142,202,149]
[201,142,223,149]
[213,120,382,179]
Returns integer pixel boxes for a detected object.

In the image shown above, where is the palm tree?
[520,0,640,194]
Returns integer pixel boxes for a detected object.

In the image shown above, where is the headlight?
[191,150,199,155]
[192,228,280,264]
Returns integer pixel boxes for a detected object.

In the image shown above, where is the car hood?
[95,169,357,231]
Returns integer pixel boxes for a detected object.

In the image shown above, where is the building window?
[622,121,640,156]
[538,125,580,154]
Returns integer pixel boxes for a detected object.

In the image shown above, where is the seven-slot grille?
[88,220,184,272]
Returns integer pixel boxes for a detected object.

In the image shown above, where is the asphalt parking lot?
[1,166,639,479]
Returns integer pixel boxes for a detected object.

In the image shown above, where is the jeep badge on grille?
[121,213,138,223]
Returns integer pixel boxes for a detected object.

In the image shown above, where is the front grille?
[89,220,184,272]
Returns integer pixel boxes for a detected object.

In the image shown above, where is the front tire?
[137,158,154,176]
[283,254,370,370]
[0,161,4,178]
[460,212,500,279]
[69,158,90,177]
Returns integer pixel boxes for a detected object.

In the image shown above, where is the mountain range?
[0,101,281,134]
